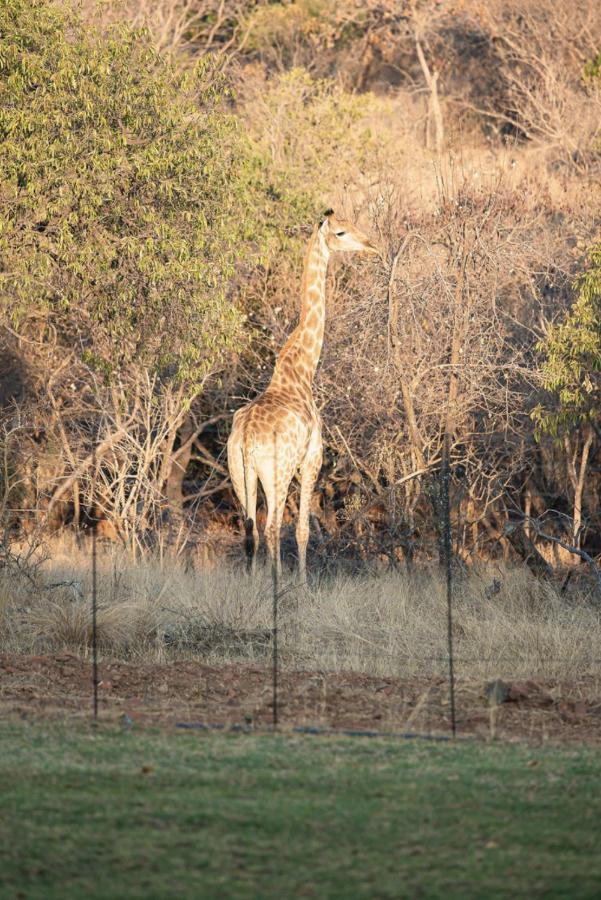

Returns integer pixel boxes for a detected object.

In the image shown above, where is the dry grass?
[1,537,599,682]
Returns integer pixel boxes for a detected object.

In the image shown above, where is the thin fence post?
[271,544,279,729]
[441,430,457,737]
[271,431,279,729]
[92,442,99,720]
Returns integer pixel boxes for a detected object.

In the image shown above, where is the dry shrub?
[459,0,601,168]
[301,172,572,559]
[236,65,410,203]
[240,0,388,82]
[81,0,252,58]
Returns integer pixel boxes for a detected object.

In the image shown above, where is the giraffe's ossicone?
[227,210,378,580]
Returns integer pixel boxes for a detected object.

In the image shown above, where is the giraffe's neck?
[272,226,329,392]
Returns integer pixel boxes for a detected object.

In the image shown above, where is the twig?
[46,426,131,518]
[531,525,601,594]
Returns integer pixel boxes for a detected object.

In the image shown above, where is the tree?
[532,242,601,546]
[0,0,296,387]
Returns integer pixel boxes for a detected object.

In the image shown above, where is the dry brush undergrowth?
[1,538,599,683]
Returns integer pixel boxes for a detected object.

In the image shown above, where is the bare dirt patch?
[2,654,601,742]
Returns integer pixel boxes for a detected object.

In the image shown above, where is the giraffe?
[227,210,378,579]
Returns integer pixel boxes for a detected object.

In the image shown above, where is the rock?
[485,679,554,707]
[485,679,511,705]
[508,681,553,706]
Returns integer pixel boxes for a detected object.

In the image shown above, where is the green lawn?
[1,722,600,899]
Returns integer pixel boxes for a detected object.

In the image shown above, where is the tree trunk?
[415,33,444,154]
[564,425,594,554]
[573,425,593,550]
[505,524,553,578]
[164,414,195,519]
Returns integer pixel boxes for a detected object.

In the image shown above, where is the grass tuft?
[1,538,599,681]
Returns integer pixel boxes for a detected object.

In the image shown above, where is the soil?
[2,654,601,742]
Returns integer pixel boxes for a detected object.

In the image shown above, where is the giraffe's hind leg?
[257,454,294,581]
[297,433,323,582]
[261,482,288,580]
[227,435,259,574]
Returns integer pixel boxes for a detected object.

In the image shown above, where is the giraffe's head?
[319,210,379,255]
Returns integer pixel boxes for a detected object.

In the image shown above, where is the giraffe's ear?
[319,209,334,229]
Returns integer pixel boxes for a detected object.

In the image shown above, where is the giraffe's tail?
[244,517,255,572]
[241,443,257,573]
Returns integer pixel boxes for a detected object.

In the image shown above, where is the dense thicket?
[0,0,310,546]
[1,0,600,570]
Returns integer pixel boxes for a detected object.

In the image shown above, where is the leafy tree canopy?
[533,242,601,436]
[0,0,310,390]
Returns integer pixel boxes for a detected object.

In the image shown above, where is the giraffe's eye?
[335,231,346,237]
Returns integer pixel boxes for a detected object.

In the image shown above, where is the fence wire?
[74,433,601,742]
